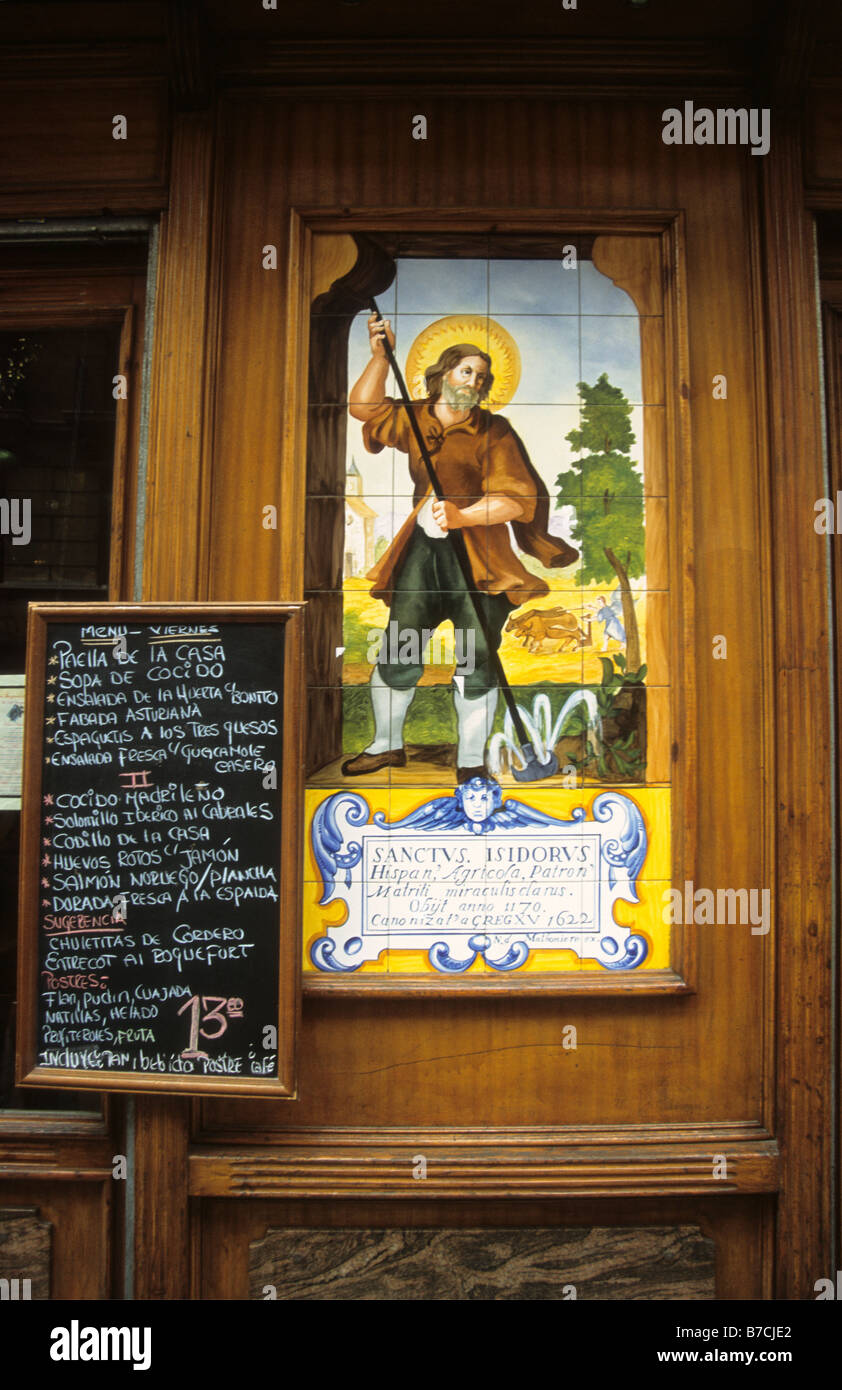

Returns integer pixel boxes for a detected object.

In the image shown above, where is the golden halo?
[404,315,521,411]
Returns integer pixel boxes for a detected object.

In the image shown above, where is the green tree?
[556,373,645,669]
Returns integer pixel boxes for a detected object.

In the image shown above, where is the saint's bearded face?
[440,355,489,411]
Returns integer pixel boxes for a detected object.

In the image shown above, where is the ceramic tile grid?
[304,251,670,981]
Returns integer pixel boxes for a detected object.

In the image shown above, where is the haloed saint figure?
[343,313,578,783]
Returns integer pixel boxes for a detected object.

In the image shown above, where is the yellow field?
[343,575,648,686]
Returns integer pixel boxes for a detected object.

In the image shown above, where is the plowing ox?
[505,606,592,653]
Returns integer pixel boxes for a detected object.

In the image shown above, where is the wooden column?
[143,107,217,602]
[135,1,218,1298]
[761,115,833,1300]
[821,297,842,1283]
[133,111,214,1291]
[133,1096,190,1300]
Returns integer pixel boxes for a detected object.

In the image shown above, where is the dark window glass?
[0,324,122,1111]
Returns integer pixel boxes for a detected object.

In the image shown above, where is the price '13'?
[178,995,244,1059]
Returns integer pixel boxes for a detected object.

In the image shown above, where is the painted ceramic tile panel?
[305,243,670,979]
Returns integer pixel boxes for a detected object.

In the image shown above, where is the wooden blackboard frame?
[16,602,304,1098]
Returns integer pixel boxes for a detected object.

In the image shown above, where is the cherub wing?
[491,798,581,830]
[376,795,466,832]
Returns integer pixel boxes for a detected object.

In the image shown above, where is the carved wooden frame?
[291,208,697,998]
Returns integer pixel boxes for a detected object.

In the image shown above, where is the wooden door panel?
[139,86,828,1299]
[0,1181,114,1300]
[197,94,771,1135]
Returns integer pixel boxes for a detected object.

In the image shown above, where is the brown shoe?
[341,749,407,776]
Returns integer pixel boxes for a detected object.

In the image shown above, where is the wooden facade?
[0,0,839,1304]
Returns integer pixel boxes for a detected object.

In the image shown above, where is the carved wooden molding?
[194,1120,773,1146]
[0,44,168,81]
[0,36,755,97]
[0,1164,111,1182]
[293,206,696,996]
[218,39,753,96]
[0,1108,109,1140]
[190,1132,779,1200]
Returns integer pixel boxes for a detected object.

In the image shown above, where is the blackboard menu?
[17,603,303,1097]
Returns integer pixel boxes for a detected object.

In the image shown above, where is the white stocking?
[453,682,499,767]
[364,665,416,754]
